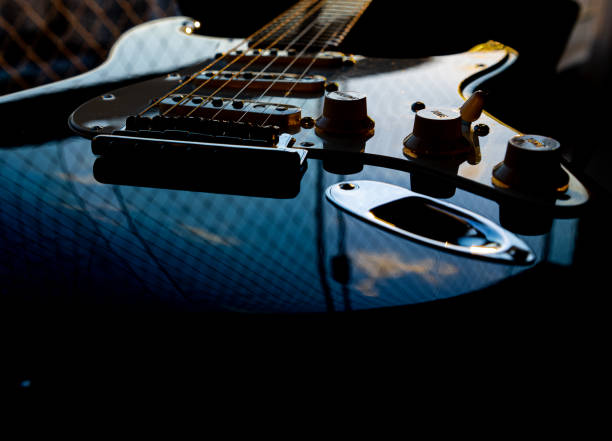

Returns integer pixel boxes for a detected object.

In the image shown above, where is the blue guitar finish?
[0,17,589,314]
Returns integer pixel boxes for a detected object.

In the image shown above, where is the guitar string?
[246,0,321,46]
[231,19,338,124]
[160,0,366,119]
[161,1,325,117]
[197,0,368,122]
[144,0,366,121]
[181,0,329,117]
[273,0,372,115]
[142,0,317,116]
[165,0,326,116]
[207,3,339,121]
[206,0,371,125]
[138,0,318,116]
[250,0,372,126]
[255,0,370,51]
[239,14,351,125]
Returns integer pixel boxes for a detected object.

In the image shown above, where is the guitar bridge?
[123,115,281,147]
[91,134,308,191]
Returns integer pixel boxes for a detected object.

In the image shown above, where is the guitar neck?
[249,0,373,50]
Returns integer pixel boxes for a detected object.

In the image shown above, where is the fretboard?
[249,0,372,51]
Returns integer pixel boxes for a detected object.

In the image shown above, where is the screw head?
[325,82,339,92]
[474,123,490,136]
[300,117,315,129]
[339,182,356,190]
[411,101,426,112]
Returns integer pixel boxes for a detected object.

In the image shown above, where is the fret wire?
[252,0,371,48]
[248,0,315,42]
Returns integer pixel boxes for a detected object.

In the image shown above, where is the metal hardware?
[411,101,426,112]
[125,115,281,146]
[326,180,535,265]
[92,134,307,176]
[474,123,489,136]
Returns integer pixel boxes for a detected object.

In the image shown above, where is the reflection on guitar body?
[0,0,594,315]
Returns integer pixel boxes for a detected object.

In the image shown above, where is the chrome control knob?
[315,91,375,138]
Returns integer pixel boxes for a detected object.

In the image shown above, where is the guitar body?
[5,0,612,396]
[0,16,590,317]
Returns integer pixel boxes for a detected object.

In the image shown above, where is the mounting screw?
[325,82,339,92]
[343,56,356,66]
[411,101,426,112]
[300,117,315,129]
[339,183,356,190]
[474,123,490,136]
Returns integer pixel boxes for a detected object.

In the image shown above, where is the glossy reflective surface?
[326,180,535,264]
[1,133,562,312]
[0,26,587,314]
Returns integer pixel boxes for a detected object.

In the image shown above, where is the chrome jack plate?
[326,180,535,265]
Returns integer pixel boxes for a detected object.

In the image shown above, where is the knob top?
[315,91,374,138]
[508,134,559,152]
[327,90,366,102]
[413,107,462,141]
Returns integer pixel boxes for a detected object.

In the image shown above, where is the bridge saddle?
[123,115,282,147]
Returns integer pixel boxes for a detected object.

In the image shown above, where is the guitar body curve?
[0,17,235,105]
[0,16,590,315]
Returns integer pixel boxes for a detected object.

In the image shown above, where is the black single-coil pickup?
[125,115,280,146]
[157,95,301,131]
[191,70,326,94]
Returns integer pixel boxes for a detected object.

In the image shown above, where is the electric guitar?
[0,0,596,317]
